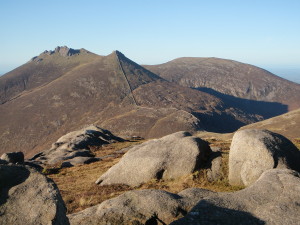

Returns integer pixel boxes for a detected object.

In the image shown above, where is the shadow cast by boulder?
[171,200,265,225]
[0,165,30,205]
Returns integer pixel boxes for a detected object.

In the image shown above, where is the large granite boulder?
[96,131,211,187]
[1,152,24,164]
[30,125,123,165]
[229,129,300,186]
[0,165,69,224]
[68,188,215,225]
[171,169,300,225]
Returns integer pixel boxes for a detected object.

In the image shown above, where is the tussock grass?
[48,138,244,214]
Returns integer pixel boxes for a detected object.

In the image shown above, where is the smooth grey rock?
[68,188,215,225]
[207,154,222,182]
[229,129,300,186]
[0,165,69,225]
[171,169,300,225]
[1,152,24,164]
[96,131,211,187]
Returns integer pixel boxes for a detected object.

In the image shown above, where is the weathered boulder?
[68,188,215,225]
[0,164,69,225]
[206,147,222,182]
[1,152,24,164]
[30,125,122,165]
[229,129,300,186]
[96,131,211,186]
[171,169,300,225]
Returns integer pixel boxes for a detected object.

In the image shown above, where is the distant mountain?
[144,57,300,111]
[238,108,300,139]
[0,48,290,157]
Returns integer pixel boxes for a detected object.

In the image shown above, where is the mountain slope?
[0,48,273,157]
[144,57,300,111]
[0,48,162,156]
[238,108,300,139]
[0,46,99,104]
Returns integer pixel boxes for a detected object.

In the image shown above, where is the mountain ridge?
[0,46,100,104]
[144,57,300,111]
[0,47,298,157]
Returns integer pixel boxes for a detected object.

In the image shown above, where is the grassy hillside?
[239,108,300,139]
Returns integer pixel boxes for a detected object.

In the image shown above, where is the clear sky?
[0,0,299,83]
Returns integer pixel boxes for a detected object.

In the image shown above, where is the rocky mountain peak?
[30,46,91,62]
[57,46,83,56]
[114,50,124,56]
[48,46,81,57]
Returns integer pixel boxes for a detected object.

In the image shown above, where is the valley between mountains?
[0,46,300,225]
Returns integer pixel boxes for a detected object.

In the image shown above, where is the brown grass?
[47,138,243,214]
[293,138,300,149]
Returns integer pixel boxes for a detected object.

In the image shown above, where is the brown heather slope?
[0,46,99,104]
[238,108,300,139]
[144,57,300,112]
[0,48,161,156]
[0,48,280,157]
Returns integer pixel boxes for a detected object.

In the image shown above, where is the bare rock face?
[0,151,24,164]
[229,129,300,186]
[96,131,211,187]
[171,169,300,225]
[36,46,83,58]
[68,188,215,225]
[0,165,69,225]
[31,125,122,165]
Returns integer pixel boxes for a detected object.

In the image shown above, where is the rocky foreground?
[0,127,299,224]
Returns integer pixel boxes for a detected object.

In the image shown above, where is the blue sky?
[0,0,299,83]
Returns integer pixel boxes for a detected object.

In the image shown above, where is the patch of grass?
[48,138,243,214]
[42,163,62,175]
[293,138,300,150]
[48,140,142,214]
[89,139,144,157]
[49,157,134,214]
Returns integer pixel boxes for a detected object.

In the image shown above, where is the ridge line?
[114,52,138,106]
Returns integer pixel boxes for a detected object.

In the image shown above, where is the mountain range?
[1,46,299,157]
[145,57,300,111]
